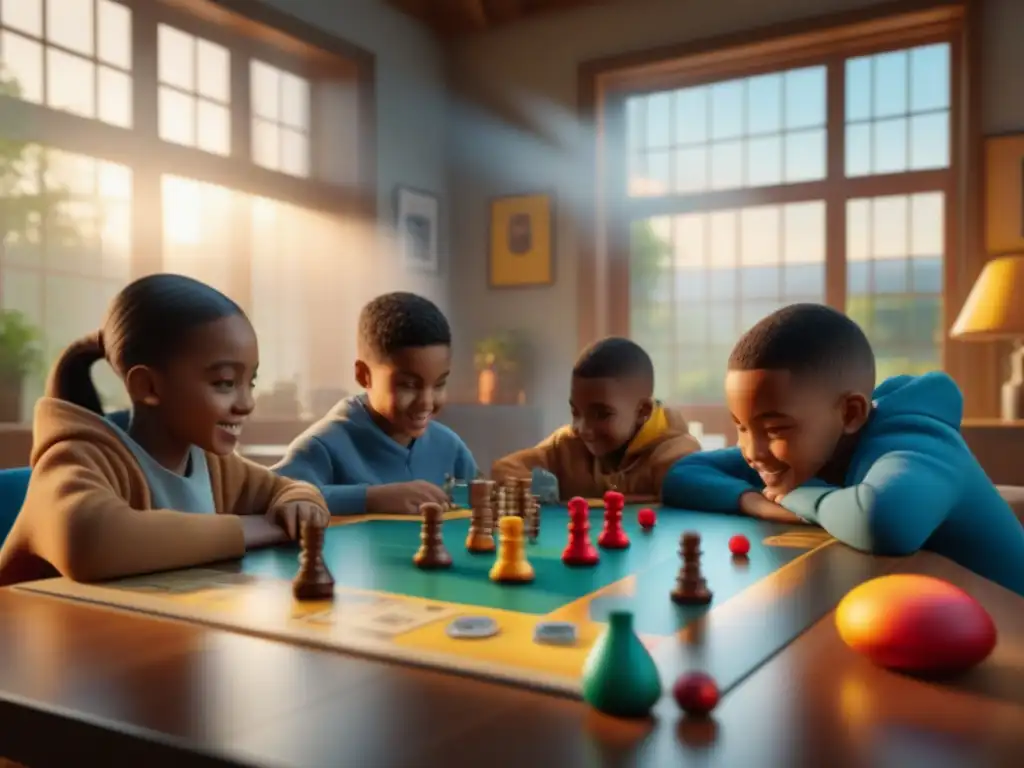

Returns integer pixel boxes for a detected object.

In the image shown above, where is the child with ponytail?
[0,273,329,586]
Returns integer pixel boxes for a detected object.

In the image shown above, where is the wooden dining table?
[0,548,1022,768]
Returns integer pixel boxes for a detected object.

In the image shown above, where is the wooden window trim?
[576,0,989,418]
[0,0,376,217]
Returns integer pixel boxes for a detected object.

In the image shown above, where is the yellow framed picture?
[985,133,1024,253]
[488,192,554,288]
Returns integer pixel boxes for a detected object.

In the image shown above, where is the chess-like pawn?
[293,521,335,600]
[489,515,535,583]
[442,473,455,505]
[562,496,599,566]
[466,479,496,553]
[413,502,452,569]
[671,531,712,605]
[597,490,630,549]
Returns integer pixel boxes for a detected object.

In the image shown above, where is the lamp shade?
[950,254,1024,340]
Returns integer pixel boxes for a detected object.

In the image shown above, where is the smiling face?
[126,313,259,462]
[569,375,652,460]
[356,344,451,445]
[725,368,870,497]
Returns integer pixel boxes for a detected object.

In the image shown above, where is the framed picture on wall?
[488,191,554,288]
[396,186,440,274]
[985,133,1024,253]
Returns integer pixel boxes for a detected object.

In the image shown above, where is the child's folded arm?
[453,440,479,481]
[661,447,762,511]
[779,447,958,555]
[26,442,245,583]
[491,430,566,481]
[215,453,327,517]
[274,435,367,516]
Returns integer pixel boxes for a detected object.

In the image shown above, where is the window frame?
[577,2,967,420]
[0,0,375,221]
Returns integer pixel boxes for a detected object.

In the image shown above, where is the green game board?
[241,504,809,636]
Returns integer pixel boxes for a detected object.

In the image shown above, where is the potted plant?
[0,309,43,422]
[473,331,527,405]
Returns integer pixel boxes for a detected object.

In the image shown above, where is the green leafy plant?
[473,331,526,374]
[0,308,42,382]
[0,67,80,405]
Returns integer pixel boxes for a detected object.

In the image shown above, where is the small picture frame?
[985,133,1024,253]
[396,186,440,274]
[488,191,554,289]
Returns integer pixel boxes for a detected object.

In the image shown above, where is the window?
[623,39,952,404]
[161,175,237,294]
[251,59,311,178]
[628,65,826,196]
[846,192,944,381]
[160,177,347,416]
[845,44,950,176]
[157,25,230,155]
[0,0,132,127]
[0,1,371,423]
[0,146,131,417]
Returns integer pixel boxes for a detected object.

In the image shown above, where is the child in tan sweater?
[0,274,328,587]
[491,337,700,501]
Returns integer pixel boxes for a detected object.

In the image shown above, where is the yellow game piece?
[489,515,534,583]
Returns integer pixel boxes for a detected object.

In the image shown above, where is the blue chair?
[0,467,30,546]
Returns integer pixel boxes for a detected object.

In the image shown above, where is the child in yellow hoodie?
[491,337,700,500]
[0,274,328,587]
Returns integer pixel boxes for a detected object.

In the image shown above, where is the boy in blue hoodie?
[662,303,1024,596]
[274,292,477,515]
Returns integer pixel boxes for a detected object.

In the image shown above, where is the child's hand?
[269,501,331,540]
[740,491,805,524]
[366,481,449,515]
[531,468,560,504]
[761,486,786,504]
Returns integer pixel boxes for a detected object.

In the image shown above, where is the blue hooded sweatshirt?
[273,395,478,516]
[662,372,1024,596]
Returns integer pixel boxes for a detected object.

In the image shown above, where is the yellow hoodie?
[0,398,325,587]
[491,404,700,500]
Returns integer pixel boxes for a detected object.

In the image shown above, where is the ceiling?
[387,0,612,36]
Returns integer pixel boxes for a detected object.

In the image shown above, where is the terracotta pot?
[478,367,496,405]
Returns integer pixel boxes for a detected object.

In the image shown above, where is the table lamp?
[950,254,1024,420]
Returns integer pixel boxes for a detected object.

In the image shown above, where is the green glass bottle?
[581,610,663,717]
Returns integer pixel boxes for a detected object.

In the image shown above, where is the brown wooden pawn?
[413,502,452,569]
[670,531,712,605]
[293,522,335,600]
[466,479,496,553]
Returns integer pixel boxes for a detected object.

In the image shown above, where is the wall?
[448,0,1023,434]
[255,0,452,394]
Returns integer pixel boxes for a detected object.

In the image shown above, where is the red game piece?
[637,507,656,530]
[728,534,750,556]
[673,671,720,716]
[562,497,599,566]
[597,490,630,549]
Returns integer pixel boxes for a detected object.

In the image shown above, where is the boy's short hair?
[729,303,875,392]
[573,337,654,389]
[358,292,451,361]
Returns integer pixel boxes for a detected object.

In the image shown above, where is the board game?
[15,499,833,697]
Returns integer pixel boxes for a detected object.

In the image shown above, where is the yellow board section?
[390,575,666,681]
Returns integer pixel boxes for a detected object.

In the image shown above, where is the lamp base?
[1000,343,1024,421]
